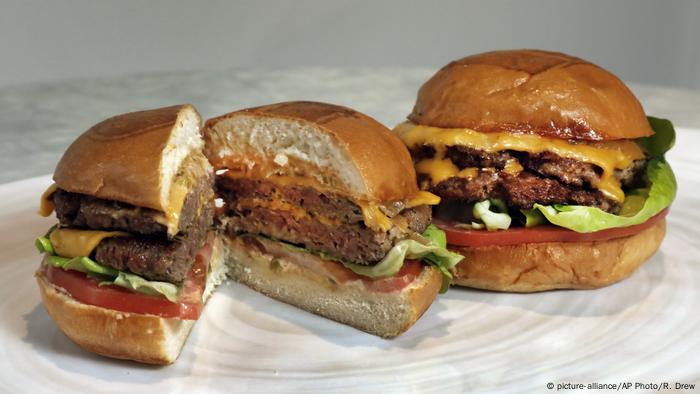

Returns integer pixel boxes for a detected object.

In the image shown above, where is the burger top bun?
[53,104,203,214]
[204,101,421,203]
[409,49,654,141]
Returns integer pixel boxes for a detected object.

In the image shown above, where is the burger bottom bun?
[224,235,442,338]
[35,236,228,365]
[450,219,666,292]
[36,273,194,365]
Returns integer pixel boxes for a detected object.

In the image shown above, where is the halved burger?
[35,105,227,364]
[203,101,463,338]
[394,50,677,292]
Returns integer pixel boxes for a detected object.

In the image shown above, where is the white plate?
[0,130,698,394]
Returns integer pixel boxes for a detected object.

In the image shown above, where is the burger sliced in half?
[394,50,677,292]
[35,105,227,364]
[204,101,462,338]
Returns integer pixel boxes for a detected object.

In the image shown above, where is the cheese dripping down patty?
[394,122,646,203]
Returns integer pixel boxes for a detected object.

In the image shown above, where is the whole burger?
[204,101,462,338]
[34,105,226,364]
[394,49,677,292]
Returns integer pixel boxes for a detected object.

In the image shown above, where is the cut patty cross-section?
[216,176,432,265]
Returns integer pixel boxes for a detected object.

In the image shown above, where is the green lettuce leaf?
[38,236,179,301]
[524,116,676,233]
[45,255,117,276]
[640,116,676,157]
[422,222,447,248]
[104,272,179,302]
[521,208,545,227]
[35,236,55,254]
[340,225,463,292]
[531,158,675,232]
[473,199,511,231]
[276,224,463,292]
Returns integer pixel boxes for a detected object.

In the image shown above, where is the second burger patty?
[93,202,212,284]
[52,175,214,284]
[52,172,212,237]
[216,177,432,265]
[414,145,647,213]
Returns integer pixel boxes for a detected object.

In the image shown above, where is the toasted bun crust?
[203,101,420,202]
[36,273,194,365]
[450,219,665,292]
[409,49,653,141]
[53,104,203,211]
[223,235,442,338]
[35,236,227,365]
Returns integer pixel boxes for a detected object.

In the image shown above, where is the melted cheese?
[38,183,58,217]
[416,158,483,184]
[163,183,189,235]
[405,191,441,208]
[237,198,327,223]
[357,201,393,232]
[49,228,129,258]
[396,122,645,202]
[458,167,479,179]
[416,158,459,184]
[503,159,523,175]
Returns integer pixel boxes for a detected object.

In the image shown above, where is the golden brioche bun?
[450,219,665,292]
[35,234,227,365]
[203,101,420,202]
[409,49,653,141]
[36,272,195,365]
[53,104,203,212]
[224,235,442,338]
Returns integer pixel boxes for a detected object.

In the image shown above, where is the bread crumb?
[274,153,288,166]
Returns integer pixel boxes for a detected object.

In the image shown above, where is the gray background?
[2,0,700,89]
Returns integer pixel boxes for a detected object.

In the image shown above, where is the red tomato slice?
[44,237,214,320]
[290,251,423,293]
[361,260,424,293]
[242,236,424,293]
[434,208,669,247]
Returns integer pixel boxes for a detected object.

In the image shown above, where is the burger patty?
[53,174,213,237]
[417,145,647,212]
[216,177,432,264]
[433,171,615,211]
[93,202,213,284]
